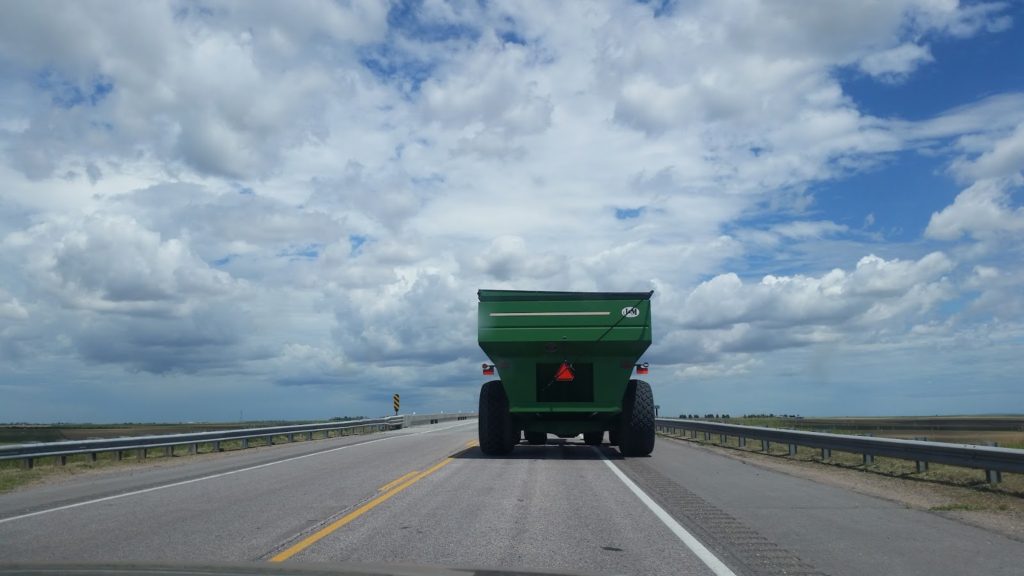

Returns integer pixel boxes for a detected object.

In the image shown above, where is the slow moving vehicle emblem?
[554,362,575,382]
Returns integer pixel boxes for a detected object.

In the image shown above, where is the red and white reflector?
[636,362,649,375]
[482,363,495,376]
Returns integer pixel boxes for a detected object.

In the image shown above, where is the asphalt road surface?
[1,420,1021,576]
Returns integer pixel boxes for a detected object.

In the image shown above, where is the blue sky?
[0,1,1023,423]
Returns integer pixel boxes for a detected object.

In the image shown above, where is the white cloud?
[0,288,28,320]
[858,43,934,79]
[772,220,849,239]
[0,0,386,180]
[925,179,1024,241]
[8,213,237,314]
[951,122,1024,181]
[664,252,955,366]
[0,0,1020,419]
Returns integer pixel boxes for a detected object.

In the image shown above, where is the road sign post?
[393,394,400,416]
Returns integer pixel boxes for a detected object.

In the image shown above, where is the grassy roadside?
[696,416,1024,449]
[0,427,379,494]
[656,429,1024,500]
[0,418,372,444]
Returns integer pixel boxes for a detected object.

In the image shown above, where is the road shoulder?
[657,434,1024,542]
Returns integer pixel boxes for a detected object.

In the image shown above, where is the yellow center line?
[377,470,419,493]
[270,444,475,563]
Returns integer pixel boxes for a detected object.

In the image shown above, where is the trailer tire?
[617,379,655,457]
[479,380,515,455]
[583,431,603,446]
[525,431,547,445]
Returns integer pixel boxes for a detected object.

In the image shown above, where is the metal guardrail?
[1,413,476,470]
[655,418,1024,484]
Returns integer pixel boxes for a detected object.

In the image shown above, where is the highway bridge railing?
[655,418,1024,484]
[1,412,476,470]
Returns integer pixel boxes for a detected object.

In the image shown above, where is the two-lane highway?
[1,422,1021,576]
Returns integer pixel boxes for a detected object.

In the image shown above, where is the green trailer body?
[476,289,656,456]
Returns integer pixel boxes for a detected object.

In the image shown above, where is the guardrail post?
[90,452,98,462]
[21,457,33,470]
[821,448,831,460]
[720,434,727,444]
[913,437,928,472]
[164,446,172,457]
[189,443,197,455]
[241,438,249,449]
[788,444,797,456]
[212,441,221,452]
[985,442,1002,483]
[59,455,67,466]
[739,436,746,448]
[761,440,769,452]
[115,450,122,461]
[863,453,874,465]
[287,433,294,442]
[136,448,145,460]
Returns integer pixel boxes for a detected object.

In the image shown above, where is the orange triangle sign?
[554,362,575,382]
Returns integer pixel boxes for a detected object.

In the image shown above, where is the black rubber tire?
[608,429,619,446]
[479,380,515,455]
[617,379,655,457]
[525,431,547,445]
[583,431,603,446]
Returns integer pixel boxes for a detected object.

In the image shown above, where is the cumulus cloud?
[925,179,1024,241]
[656,252,956,370]
[330,272,475,365]
[2,212,257,372]
[951,122,1024,181]
[677,252,953,330]
[0,0,1020,419]
[0,0,387,179]
[8,213,236,314]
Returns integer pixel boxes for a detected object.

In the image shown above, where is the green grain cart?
[476,289,655,457]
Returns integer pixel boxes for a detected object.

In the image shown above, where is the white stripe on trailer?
[489,311,611,317]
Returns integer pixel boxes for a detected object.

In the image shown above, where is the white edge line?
[0,420,476,526]
[596,449,737,576]
[489,311,611,317]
